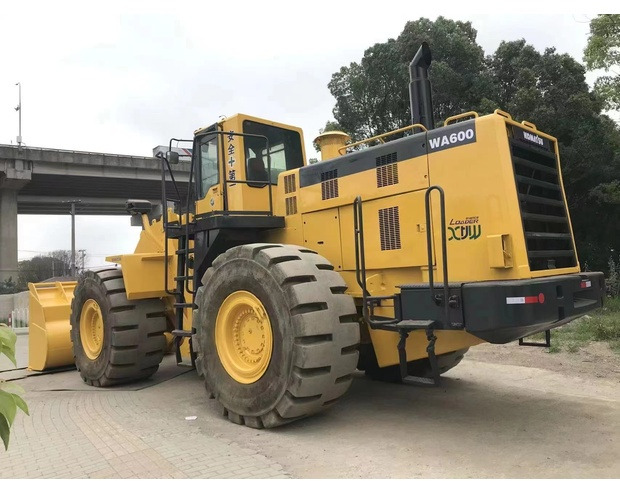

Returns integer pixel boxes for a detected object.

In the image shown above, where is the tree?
[487,40,620,271]
[584,14,620,111]
[17,250,75,289]
[327,17,498,141]
[326,18,620,271]
[0,278,19,295]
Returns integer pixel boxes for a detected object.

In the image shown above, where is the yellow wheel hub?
[79,299,104,360]
[215,291,273,384]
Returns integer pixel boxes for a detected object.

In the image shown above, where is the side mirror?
[166,151,179,165]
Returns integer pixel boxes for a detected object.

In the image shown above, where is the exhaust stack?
[409,42,435,130]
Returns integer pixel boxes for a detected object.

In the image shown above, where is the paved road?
[1,335,618,478]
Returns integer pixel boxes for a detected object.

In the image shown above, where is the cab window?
[243,120,303,185]
[198,135,218,197]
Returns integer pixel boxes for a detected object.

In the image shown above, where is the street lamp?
[15,82,22,147]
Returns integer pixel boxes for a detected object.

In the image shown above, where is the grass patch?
[524,297,620,354]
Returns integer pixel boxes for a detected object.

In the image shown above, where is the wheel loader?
[29,43,604,427]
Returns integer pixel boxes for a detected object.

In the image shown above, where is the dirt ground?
[468,340,620,383]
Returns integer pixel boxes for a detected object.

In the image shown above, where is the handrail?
[161,138,191,297]
[353,196,397,327]
[161,130,273,297]
[338,123,428,155]
[444,111,478,126]
[493,109,512,120]
[424,186,450,324]
[353,196,370,300]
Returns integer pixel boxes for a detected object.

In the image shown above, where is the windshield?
[198,135,219,197]
[243,120,303,184]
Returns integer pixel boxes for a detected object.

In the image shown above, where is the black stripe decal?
[300,132,426,188]
[299,120,476,188]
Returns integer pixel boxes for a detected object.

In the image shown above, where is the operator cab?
[193,114,306,217]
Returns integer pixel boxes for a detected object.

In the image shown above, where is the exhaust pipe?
[409,42,435,131]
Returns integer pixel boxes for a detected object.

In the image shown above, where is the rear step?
[519,330,551,348]
[395,320,440,387]
[353,188,448,387]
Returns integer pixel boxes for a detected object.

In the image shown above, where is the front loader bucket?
[28,281,77,371]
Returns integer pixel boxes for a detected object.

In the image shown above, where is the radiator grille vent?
[321,169,339,200]
[284,174,296,194]
[379,206,401,251]
[510,135,576,271]
[376,152,398,187]
[285,196,297,215]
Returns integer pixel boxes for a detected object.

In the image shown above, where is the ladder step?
[395,320,435,331]
[176,248,195,255]
[171,329,193,338]
[174,302,195,308]
[174,275,192,281]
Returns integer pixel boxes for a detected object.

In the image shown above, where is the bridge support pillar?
[0,157,31,284]
[0,189,19,284]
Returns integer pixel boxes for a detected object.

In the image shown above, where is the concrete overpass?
[0,144,190,282]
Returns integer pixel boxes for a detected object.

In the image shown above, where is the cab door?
[195,133,223,214]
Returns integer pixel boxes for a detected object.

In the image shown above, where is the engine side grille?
[321,169,339,200]
[509,133,576,271]
[376,152,398,188]
[284,173,296,194]
[378,206,401,251]
[285,196,297,215]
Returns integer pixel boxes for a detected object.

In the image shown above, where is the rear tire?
[69,268,168,387]
[193,244,360,428]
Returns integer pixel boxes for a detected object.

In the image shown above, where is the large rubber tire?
[69,268,168,387]
[361,344,469,383]
[193,244,360,428]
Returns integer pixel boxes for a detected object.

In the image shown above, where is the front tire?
[193,244,360,428]
[69,268,168,387]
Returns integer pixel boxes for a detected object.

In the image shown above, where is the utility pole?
[15,82,22,148]
[71,202,76,277]
[78,249,86,274]
[63,200,81,277]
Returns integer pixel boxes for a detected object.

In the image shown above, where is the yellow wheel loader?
[29,43,604,427]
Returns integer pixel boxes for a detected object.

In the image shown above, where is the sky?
[0,1,615,269]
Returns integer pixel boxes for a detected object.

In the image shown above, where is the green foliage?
[326,17,620,272]
[17,250,76,290]
[328,17,496,141]
[0,278,20,295]
[487,40,620,271]
[0,325,29,450]
[532,302,620,354]
[584,14,620,111]
[608,255,620,297]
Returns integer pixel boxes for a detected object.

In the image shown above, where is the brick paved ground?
[0,341,288,479]
[2,335,619,478]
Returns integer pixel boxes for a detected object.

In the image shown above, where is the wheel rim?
[79,299,104,360]
[215,291,273,384]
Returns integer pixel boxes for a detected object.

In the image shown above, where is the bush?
[0,324,29,450]
[607,255,620,297]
